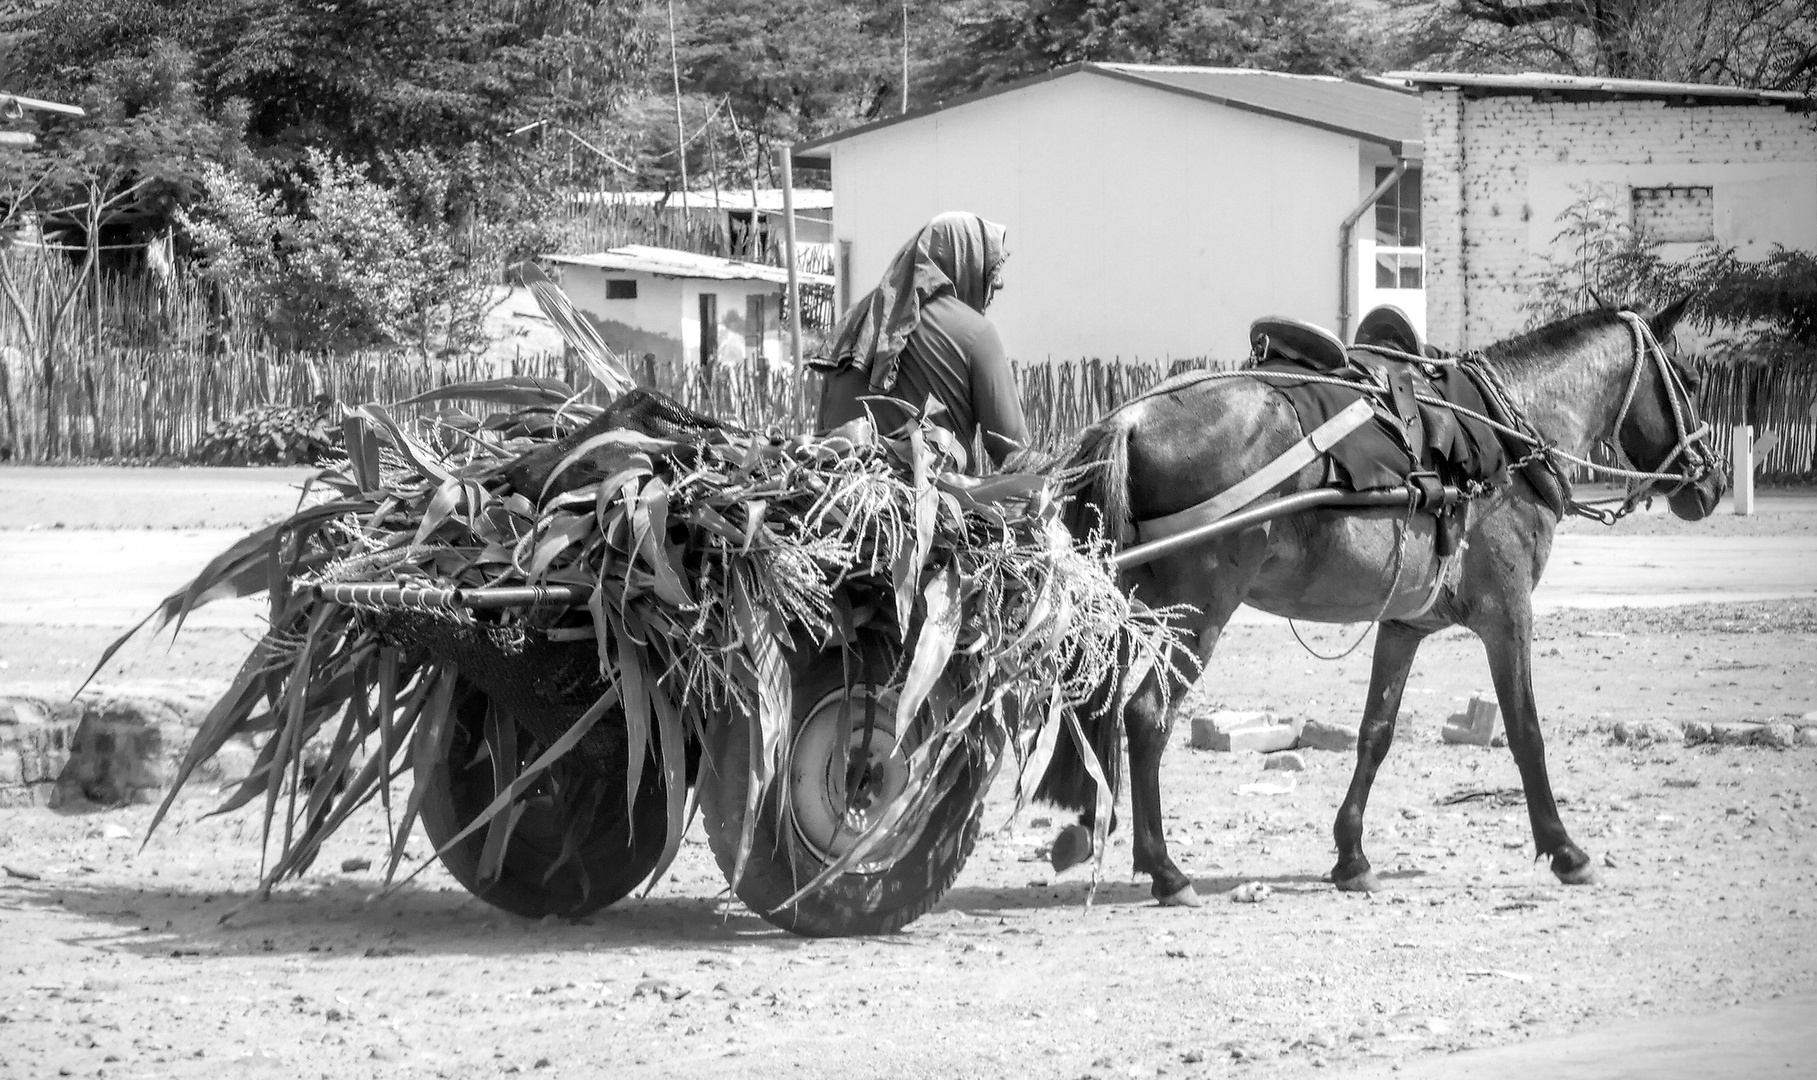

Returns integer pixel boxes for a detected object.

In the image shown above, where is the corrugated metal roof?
[1380,70,1810,106]
[545,245,834,287]
[794,63,1424,164]
[570,188,835,212]
[1095,65,1421,147]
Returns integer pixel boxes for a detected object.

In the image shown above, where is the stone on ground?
[1189,711,1300,753]
[1442,695,1500,746]
[1297,717,1358,752]
[1263,751,1305,772]
[1613,718,1685,746]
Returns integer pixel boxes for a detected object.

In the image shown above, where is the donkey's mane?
[1480,308,1629,404]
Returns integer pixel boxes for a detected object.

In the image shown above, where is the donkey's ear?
[1587,287,1612,311]
[1650,293,1694,340]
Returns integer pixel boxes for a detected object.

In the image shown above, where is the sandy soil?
[2,599,1814,1079]
[3,469,1816,1079]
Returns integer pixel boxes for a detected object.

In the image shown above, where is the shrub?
[192,395,341,466]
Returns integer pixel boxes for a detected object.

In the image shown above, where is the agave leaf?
[893,565,960,749]
[388,667,459,883]
[638,681,690,896]
[352,404,453,485]
[520,261,635,394]
[728,571,790,892]
[413,477,464,548]
[527,514,592,581]
[1008,687,1066,826]
[632,477,691,607]
[610,606,652,824]
[1065,707,1117,899]
[394,377,576,410]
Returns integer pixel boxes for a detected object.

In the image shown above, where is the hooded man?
[814,211,1029,468]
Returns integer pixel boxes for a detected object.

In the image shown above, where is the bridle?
[1600,311,1715,518]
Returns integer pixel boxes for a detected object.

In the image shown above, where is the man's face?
[985,263,1005,309]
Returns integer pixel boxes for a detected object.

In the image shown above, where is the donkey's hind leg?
[1331,620,1429,892]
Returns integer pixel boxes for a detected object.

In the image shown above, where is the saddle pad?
[1252,357,1515,494]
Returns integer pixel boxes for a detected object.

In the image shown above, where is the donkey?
[1038,302,1725,905]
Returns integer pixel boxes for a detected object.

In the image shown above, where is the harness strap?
[1135,398,1374,542]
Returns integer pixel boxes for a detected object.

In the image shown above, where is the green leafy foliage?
[1387,0,1817,93]
[192,395,341,465]
[178,152,501,354]
[924,0,1383,97]
[1525,184,1817,369]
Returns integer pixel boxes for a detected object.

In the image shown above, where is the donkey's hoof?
[1333,869,1384,893]
[1156,883,1202,908]
[1049,824,1093,873]
[1555,862,1600,886]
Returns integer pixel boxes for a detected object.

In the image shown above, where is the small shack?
[545,245,835,372]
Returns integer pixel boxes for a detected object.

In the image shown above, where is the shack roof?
[793,63,1424,165]
[544,245,834,288]
[1379,70,1810,108]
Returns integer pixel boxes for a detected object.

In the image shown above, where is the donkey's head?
[1611,297,1725,521]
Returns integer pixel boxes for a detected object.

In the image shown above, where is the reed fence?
[2,242,1813,478]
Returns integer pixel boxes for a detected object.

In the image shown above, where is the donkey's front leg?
[1476,616,1597,884]
[1331,620,1429,892]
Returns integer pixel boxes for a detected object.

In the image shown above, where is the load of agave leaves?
[99,280,1181,914]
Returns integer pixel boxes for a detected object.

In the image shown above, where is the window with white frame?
[1373,167,1423,289]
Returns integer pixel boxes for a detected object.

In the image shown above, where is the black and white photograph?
[1,1,1814,1076]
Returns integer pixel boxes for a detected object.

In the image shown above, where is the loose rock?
[1759,723,1796,749]
[1230,882,1271,904]
[1612,719,1684,746]
[1297,718,1358,752]
[1262,751,1304,772]
[1711,722,1765,746]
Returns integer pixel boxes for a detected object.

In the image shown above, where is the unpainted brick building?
[1388,72,1817,352]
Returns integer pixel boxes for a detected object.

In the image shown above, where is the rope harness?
[1119,312,1714,527]
[1113,314,1716,657]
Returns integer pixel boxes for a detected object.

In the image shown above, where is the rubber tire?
[414,681,670,919]
[698,643,992,936]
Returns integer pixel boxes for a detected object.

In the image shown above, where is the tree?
[1389,0,1817,92]
[3,0,653,175]
[923,0,1385,98]
[179,151,506,356]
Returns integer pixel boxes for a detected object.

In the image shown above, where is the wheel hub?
[789,685,912,870]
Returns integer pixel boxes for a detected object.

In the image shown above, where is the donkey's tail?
[1037,411,1140,816]
[1058,408,1138,549]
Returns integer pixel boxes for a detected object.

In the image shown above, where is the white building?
[1385,72,1817,351]
[545,246,834,371]
[793,63,1426,364]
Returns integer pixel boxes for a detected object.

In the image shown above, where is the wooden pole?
[901,2,910,114]
[779,146,803,386]
[667,0,689,199]
[1732,423,1754,515]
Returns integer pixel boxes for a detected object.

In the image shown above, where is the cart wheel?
[699,638,991,936]
[415,681,670,919]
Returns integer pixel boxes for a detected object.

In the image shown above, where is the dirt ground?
[2,470,1816,1079]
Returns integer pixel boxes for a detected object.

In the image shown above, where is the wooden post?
[779,146,804,385]
[1732,423,1754,516]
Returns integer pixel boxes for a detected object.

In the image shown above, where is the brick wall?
[1421,92,1817,351]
